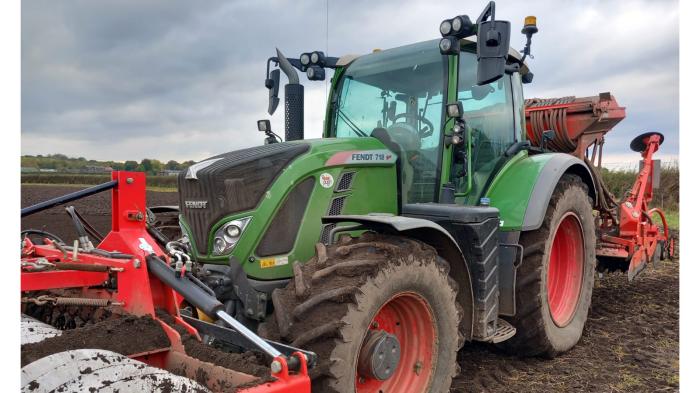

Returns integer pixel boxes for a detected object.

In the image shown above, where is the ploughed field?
[21,184,679,392]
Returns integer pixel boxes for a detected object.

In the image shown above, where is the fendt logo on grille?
[185,200,208,209]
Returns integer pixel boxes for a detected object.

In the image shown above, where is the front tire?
[503,174,596,357]
[260,233,462,393]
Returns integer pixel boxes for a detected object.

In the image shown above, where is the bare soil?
[452,258,679,393]
[21,315,169,367]
[21,184,680,392]
[21,184,179,245]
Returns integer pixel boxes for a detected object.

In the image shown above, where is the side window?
[457,50,516,201]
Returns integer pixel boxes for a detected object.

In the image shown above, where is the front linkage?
[20,171,313,393]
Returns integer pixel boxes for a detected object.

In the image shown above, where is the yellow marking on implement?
[196,308,214,323]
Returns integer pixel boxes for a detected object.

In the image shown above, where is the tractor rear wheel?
[259,233,462,393]
[503,174,596,357]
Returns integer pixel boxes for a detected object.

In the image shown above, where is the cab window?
[456,49,517,201]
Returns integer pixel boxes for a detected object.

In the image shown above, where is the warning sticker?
[319,173,334,188]
[260,256,289,269]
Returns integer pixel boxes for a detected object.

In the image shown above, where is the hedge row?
[600,165,679,211]
[21,166,680,210]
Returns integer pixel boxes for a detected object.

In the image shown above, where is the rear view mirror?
[267,69,280,115]
[476,20,511,85]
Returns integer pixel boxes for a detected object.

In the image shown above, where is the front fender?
[486,152,596,231]
[322,214,475,342]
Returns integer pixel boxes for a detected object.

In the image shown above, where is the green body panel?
[482,151,555,230]
[186,137,398,280]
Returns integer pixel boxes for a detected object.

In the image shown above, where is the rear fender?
[521,154,596,231]
[322,214,475,341]
[486,153,596,231]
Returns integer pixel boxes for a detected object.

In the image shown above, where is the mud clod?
[21,315,169,367]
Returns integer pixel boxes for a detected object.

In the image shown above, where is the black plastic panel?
[403,203,501,340]
[256,177,315,257]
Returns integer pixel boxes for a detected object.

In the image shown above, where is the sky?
[21,0,679,168]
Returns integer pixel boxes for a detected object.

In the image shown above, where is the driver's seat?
[371,128,414,203]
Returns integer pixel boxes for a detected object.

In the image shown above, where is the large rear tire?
[259,233,463,393]
[503,174,596,357]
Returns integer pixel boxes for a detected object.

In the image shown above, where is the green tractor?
[178,2,599,391]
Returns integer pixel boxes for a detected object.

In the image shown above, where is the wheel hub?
[358,330,401,381]
[355,292,436,393]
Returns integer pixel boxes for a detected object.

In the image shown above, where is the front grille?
[256,177,315,257]
[179,143,310,253]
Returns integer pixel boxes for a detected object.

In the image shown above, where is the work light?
[257,119,271,132]
[300,53,311,66]
[310,51,326,66]
[439,36,460,55]
[446,102,464,118]
[439,19,452,36]
[306,66,325,81]
[450,15,473,38]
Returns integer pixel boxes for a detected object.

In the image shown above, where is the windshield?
[332,40,446,203]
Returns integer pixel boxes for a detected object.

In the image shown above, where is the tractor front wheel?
[259,233,462,393]
[503,174,596,357]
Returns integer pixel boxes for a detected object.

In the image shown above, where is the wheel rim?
[547,213,584,327]
[355,292,436,393]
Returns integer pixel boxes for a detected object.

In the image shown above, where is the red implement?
[526,92,671,280]
[20,171,311,393]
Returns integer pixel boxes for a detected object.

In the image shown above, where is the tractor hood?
[178,142,311,253]
[178,137,398,274]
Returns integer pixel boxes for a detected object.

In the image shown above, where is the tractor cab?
[324,38,530,206]
[262,0,536,209]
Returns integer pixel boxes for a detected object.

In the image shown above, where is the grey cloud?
[22,0,678,163]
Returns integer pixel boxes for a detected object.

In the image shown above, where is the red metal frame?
[21,171,310,392]
[526,95,672,280]
[595,134,670,279]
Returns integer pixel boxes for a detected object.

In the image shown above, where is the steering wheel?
[392,113,434,138]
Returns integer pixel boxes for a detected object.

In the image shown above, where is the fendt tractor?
[21,2,674,392]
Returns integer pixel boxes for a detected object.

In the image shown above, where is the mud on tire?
[502,174,596,357]
[259,233,463,393]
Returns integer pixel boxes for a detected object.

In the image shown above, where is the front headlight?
[212,217,251,255]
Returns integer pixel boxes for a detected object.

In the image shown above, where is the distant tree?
[140,159,153,173]
[124,160,139,171]
[182,160,196,169]
[165,160,180,170]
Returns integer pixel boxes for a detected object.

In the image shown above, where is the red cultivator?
[21,172,312,392]
[526,94,673,280]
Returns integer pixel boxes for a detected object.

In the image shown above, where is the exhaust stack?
[275,48,304,141]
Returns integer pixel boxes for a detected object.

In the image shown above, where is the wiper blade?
[337,109,368,137]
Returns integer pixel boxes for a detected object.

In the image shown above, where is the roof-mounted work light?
[440,15,475,38]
